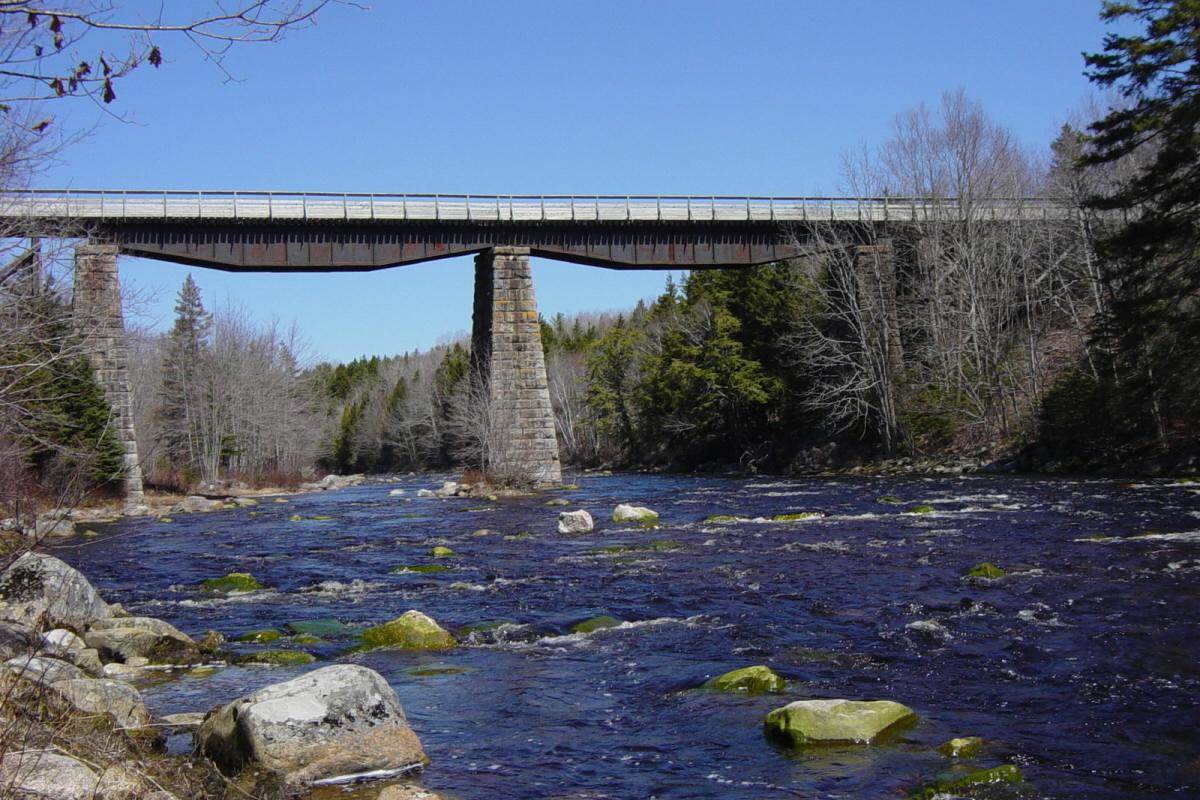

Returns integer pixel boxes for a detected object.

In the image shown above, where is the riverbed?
[52,473,1200,799]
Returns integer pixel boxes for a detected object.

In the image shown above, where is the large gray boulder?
[0,553,110,631]
[6,654,87,685]
[0,751,100,799]
[195,664,426,786]
[557,509,594,534]
[50,678,150,728]
[85,617,199,664]
[171,495,226,514]
[0,620,33,659]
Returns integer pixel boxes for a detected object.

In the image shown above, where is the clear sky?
[42,0,1119,364]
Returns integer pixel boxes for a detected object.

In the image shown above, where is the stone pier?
[853,240,904,375]
[73,243,145,510]
[471,247,562,485]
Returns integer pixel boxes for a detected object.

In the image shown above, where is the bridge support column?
[471,247,562,485]
[854,240,904,375]
[73,243,145,511]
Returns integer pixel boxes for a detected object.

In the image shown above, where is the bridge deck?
[0,190,1073,224]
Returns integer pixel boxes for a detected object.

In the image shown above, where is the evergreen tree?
[159,274,211,474]
[1083,0,1200,449]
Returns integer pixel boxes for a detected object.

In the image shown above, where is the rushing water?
[49,473,1200,799]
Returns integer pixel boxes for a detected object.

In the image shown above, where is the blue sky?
[44,0,1119,363]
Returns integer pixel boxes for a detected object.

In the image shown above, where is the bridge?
[0,190,1073,508]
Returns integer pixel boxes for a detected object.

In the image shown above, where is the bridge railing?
[0,190,1078,223]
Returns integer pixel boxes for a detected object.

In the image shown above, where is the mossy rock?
[236,628,283,643]
[649,539,682,551]
[391,564,451,574]
[309,515,333,521]
[966,562,1006,579]
[273,497,289,503]
[285,618,355,638]
[704,514,745,523]
[763,699,917,747]
[361,610,455,650]
[428,546,455,558]
[186,666,219,678]
[288,514,303,522]
[560,484,580,490]
[906,505,936,514]
[703,665,785,694]
[909,764,1022,799]
[82,529,100,538]
[938,736,985,758]
[772,512,823,522]
[877,495,904,505]
[290,634,322,644]
[158,517,174,523]
[404,664,475,677]
[238,649,315,666]
[199,572,262,594]
[544,498,570,507]
[571,615,623,634]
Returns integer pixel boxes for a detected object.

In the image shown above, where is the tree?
[1082,0,1200,450]
[158,274,209,476]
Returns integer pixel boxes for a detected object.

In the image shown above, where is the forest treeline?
[2,0,1197,504]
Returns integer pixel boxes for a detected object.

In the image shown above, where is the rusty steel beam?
[97,220,812,271]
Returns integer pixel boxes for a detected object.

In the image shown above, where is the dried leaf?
[102,78,115,104]
[148,46,162,68]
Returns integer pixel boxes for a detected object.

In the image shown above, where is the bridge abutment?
[853,240,904,375]
[471,247,562,485]
[73,243,145,511]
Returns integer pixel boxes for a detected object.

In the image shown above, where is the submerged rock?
[361,610,455,650]
[428,546,455,558]
[612,504,659,525]
[286,619,355,638]
[905,619,951,644]
[703,665,786,694]
[544,498,570,507]
[238,649,315,666]
[198,572,263,594]
[557,509,594,534]
[938,736,986,758]
[50,677,150,728]
[570,615,623,634]
[763,699,917,746]
[966,562,1006,579]
[910,764,1022,798]
[0,553,111,631]
[195,664,426,786]
[237,628,284,643]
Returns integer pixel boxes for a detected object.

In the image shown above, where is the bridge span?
[4,190,1070,506]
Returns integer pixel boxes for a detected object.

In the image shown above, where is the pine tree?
[159,275,211,474]
[1083,0,1200,450]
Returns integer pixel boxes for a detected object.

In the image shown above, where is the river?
[50,473,1200,799]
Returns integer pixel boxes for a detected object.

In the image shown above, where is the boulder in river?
[905,619,951,644]
[50,677,150,728]
[557,509,594,534]
[0,552,111,632]
[703,665,785,694]
[198,572,263,594]
[612,504,659,525]
[763,699,917,746]
[966,562,1006,579]
[195,663,426,786]
[361,610,455,650]
[85,616,200,664]
[171,495,226,514]
[570,615,623,634]
[937,736,985,758]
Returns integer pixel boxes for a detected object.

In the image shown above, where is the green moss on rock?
[361,610,455,650]
[704,665,786,694]
[199,572,263,594]
[428,546,455,558]
[937,736,985,758]
[877,495,903,505]
[236,628,283,643]
[391,564,451,574]
[772,512,823,522]
[238,649,315,666]
[966,562,1006,579]
[909,764,1022,799]
[763,699,917,747]
[571,615,623,634]
[906,505,936,514]
[704,514,744,523]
